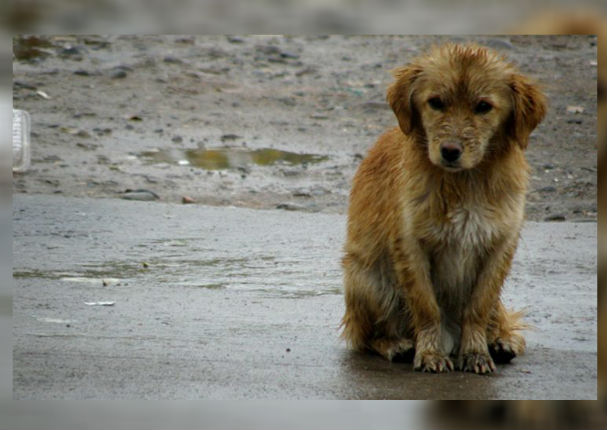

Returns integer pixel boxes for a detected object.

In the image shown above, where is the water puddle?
[140,147,328,170]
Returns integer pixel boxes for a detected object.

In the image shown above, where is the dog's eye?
[475,100,493,114]
[428,97,445,110]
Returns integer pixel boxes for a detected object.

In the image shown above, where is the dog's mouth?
[440,160,464,172]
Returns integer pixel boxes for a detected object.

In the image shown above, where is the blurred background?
[1,0,605,429]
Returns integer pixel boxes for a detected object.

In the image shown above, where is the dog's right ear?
[508,74,547,149]
[386,65,422,135]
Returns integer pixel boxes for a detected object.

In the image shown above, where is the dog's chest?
[439,205,496,249]
[422,203,500,297]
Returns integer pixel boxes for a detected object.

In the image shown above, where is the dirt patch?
[12,35,597,220]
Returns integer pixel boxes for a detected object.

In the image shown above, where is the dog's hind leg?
[486,300,527,364]
[341,253,378,352]
[341,252,415,361]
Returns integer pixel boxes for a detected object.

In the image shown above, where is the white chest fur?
[429,205,496,290]
[410,201,504,312]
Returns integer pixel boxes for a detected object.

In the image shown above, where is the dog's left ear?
[508,74,547,149]
[386,65,422,135]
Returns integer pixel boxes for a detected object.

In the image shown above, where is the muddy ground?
[12,35,598,221]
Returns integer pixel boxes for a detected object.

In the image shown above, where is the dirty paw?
[489,336,524,364]
[392,346,415,363]
[413,351,454,373]
[489,339,516,364]
[458,352,496,374]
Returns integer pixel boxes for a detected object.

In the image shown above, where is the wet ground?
[13,194,596,399]
[12,35,598,221]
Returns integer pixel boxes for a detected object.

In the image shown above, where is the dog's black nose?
[441,144,462,163]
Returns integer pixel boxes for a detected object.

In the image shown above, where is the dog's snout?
[440,142,462,163]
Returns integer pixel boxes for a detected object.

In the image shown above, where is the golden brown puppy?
[341,43,546,374]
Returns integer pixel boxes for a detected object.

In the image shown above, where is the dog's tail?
[487,304,532,348]
[505,307,532,333]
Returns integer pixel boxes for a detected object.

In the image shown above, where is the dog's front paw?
[458,352,496,374]
[413,351,454,373]
[489,334,525,364]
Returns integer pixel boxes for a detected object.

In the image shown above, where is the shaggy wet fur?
[341,43,546,374]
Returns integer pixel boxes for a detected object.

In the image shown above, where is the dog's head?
[387,43,546,172]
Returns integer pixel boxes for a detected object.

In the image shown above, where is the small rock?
[221,133,241,141]
[96,155,110,164]
[110,69,127,79]
[566,105,584,114]
[276,203,305,211]
[13,80,37,90]
[93,127,112,136]
[293,190,312,198]
[59,45,82,57]
[76,142,94,150]
[74,69,90,76]
[227,36,244,44]
[43,155,62,162]
[163,56,182,64]
[280,50,300,59]
[295,67,316,77]
[537,186,557,193]
[182,196,195,204]
[172,136,183,143]
[122,189,159,201]
[175,36,195,44]
[542,163,555,170]
[83,36,111,49]
[76,130,91,138]
[544,214,566,221]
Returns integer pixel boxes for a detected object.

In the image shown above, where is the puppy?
[341,43,546,374]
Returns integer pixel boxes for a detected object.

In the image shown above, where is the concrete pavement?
[12,194,597,399]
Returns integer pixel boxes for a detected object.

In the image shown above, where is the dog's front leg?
[394,237,454,373]
[459,237,518,374]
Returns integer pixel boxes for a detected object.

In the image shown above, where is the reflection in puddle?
[140,147,328,170]
[15,242,343,298]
